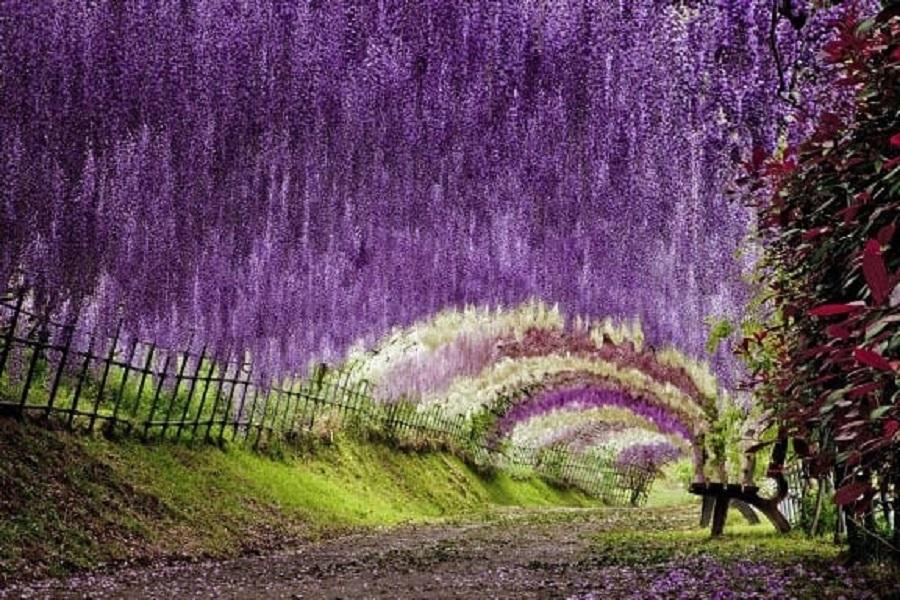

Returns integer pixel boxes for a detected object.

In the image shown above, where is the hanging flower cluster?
[0,0,853,379]
[497,386,694,443]
[422,353,708,425]
[508,407,654,449]
[614,441,683,472]
[349,301,565,401]
[508,407,688,456]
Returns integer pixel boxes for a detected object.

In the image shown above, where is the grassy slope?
[0,418,595,583]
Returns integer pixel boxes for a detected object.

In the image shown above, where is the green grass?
[591,524,841,566]
[587,504,840,567]
[95,435,594,531]
[0,418,595,583]
[643,477,695,508]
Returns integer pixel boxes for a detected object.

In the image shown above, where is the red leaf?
[892,47,900,62]
[854,489,878,516]
[885,420,900,439]
[802,344,832,359]
[839,205,860,224]
[891,133,900,148]
[765,158,797,177]
[809,303,864,317]
[812,373,838,385]
[745,147,768,173]
[854,347,894,371]
[863,239,891,305]
[848,382,882,398]
[886,156,900,171]
[834,480,871,506]
[825,324,852,339]
[819,113,844,136]
[802,227,830,241]
[877,223,895,246]
[823,40,847,62]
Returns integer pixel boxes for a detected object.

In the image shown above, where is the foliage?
[705,318,736,355]
[738,3,899,557]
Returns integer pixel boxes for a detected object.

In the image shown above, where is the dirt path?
[1,506,893,599]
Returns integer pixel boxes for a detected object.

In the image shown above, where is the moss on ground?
[0,417,595,584]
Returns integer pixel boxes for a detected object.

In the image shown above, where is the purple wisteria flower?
[0,0,868,379]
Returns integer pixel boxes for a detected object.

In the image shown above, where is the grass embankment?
[0,418,595,584]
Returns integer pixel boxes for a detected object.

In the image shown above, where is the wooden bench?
[688,438,791,536]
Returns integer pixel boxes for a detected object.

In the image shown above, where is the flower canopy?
[2,0,839,376]
[0,1,872,467]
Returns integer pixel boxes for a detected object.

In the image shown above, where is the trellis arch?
[419,354,709,426]
[345,304,722,486]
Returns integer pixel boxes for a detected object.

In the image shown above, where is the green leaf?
[870,406,892,420]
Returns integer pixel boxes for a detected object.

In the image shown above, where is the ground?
[2,420,898,599]
[0,418,592,584]
[4,506,898,599]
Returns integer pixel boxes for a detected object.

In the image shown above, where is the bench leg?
[700,495,715,528]
[711,496,729,537]
[755,501,791,534]
[732,499,761,525]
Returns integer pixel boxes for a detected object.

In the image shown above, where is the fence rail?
[0,288,655,506]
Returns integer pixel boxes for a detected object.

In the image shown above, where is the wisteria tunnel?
[1,0,802,483]
[1,0,899,596]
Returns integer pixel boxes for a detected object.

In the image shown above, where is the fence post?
[307,385,320,433]
[218,360,246,443]
[18,321,49,415]
[306,384,318,432]
[241,387,259,441]
[199,351,230,440]
[161,341,193,439]
[110,337,139,429]
[0,289,25,382]
[183,352,213,441]
[88,321,122,432]
[175,345,206,441]
[287,380,304,435]
[128,344,155,434]
[68,334,96,430]
[144,353,172,441]
[231,364,253,440]
[46,323,74,417]
[254,384,274,449]
[276,378,295,438]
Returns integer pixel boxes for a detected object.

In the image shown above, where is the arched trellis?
[491,374,702,440]
[421,355,710,429]
[462,369,713,480]
[345,305,724,485]
[495,327,718,415]
[350,309,719,418]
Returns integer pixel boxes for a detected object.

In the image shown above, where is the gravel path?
[2,507,894,599]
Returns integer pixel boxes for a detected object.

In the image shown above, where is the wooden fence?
[0,288,655,506]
